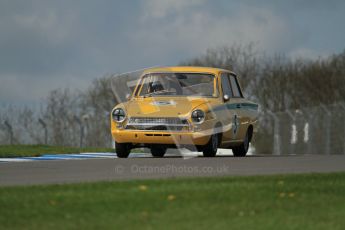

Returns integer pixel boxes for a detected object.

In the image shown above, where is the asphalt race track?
[1,152,345,186]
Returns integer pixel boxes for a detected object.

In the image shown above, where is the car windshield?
[137,73,217,97]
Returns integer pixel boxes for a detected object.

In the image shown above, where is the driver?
[149,80,164,93]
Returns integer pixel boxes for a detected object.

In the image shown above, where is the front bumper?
[112,129,211,146]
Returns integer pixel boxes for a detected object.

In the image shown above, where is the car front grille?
[125,117,190,131]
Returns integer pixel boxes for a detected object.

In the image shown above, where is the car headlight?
[112,108,126,122]
[191,109,205,124]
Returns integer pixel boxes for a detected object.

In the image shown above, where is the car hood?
[123,97,215,117]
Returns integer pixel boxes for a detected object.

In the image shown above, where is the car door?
[228,73,249,141]
[219,73,243,142]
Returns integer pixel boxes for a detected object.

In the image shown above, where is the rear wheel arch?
[247,124,254,142]
[232,126,252,157]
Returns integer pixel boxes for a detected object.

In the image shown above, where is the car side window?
[229,74,243,98]
[221,73,233,98]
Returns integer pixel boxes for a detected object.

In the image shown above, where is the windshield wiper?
[143,90,176,98]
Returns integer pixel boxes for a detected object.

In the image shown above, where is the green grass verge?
[1,173,344,229]
[0,145,114,158]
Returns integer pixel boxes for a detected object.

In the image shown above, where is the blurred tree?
[1,45,344,151]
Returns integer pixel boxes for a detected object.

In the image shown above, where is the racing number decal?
[232,114,240,138]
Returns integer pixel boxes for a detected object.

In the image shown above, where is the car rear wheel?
[115,142,130,158]
[150,146,167,157]
[232,130,250,157]
[202,133,218,157]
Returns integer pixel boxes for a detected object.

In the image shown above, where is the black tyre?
[202,133,218,157]
[196,145,204,152]
[115,142,130,158]
[150,145,167,157]
[232,130,250,157]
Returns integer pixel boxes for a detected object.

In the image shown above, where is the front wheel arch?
[214,122,223,147]
[202,124,222,157]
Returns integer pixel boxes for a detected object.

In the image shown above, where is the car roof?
[142,66,233,75]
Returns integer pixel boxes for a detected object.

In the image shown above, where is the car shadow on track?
[128,153,298,159]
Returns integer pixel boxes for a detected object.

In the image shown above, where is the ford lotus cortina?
[111,66,258,158]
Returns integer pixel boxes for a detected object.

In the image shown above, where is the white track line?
[0,152,148,162]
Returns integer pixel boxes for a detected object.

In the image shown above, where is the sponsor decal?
[232,114,240,137]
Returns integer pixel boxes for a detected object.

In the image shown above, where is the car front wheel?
[115,142,130,158]
[202,133,218,157]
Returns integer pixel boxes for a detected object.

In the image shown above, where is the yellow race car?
[111,66,258,158]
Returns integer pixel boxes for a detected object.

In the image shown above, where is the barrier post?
[286,110,297,155]
[267,111,281,155]
[74,116,84,148]
[320,104,331,155]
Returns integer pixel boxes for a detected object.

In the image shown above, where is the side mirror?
[223,94,230,101]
